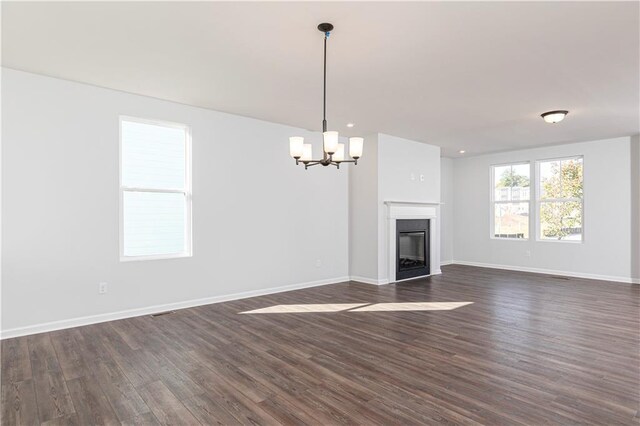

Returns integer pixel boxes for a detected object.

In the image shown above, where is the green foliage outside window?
[498,168,529,189]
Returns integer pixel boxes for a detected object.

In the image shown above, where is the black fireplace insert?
[396,219,430,281]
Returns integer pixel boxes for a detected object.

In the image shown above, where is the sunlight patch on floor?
[240,303,368,314]
[240,302,473,314]
[349,302,473,312]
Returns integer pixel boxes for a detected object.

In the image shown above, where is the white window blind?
[120,118,191,260]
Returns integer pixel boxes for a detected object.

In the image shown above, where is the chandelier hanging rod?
[322,26,327,133]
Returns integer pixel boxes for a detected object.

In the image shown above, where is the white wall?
[377,134,441,203]
[348,134,379,281]
[440,157,454,264]
[1,68,349,335]
[452,136,637,282]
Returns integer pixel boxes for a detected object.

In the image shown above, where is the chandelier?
[289,23,364,170]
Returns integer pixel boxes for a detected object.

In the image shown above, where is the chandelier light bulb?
[301,144,313,162]
[289,136,304,158]
[333,144,345,162]
[349,137,364,159]
[323,131,339,154]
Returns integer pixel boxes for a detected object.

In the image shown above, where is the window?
[537,157,583,242]
[491,163,530,239]
[120,117,191,260]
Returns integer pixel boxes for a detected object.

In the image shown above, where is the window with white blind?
[120,117,192,260]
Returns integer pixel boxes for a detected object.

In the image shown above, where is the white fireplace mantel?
[384,201,442,283]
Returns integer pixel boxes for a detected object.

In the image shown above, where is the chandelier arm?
[303,161,322,170]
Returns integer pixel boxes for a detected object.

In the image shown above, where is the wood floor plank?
[1,379,40,426]
[32,371,75,423]
[119,412,161,426]
[48,332,90,381]
[256,394,326,426]
[27,335,61,377]
[186,367,280,425]
[136,380,201,426]
[1,265,638,425]
[65,376,120,426]
[182,392,250,426]
[1,337,32,385]
[39,414,80,426]
[90,359,152,422]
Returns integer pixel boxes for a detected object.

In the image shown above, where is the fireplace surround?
[385,201,441,283]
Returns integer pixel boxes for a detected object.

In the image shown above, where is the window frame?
[535,155,584,244]
[490,161,531,241]
[119,116,193,261]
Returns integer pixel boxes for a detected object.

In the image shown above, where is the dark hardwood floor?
[2,265,639,425]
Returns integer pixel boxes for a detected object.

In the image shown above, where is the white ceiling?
[2,1,638,157]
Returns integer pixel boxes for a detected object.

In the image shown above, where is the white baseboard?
[0,276,350,340]
[450,260,639,284]
[349,275,388,286]
[392,270,442,284]
[350,269,442,286]
[440,260,454,266]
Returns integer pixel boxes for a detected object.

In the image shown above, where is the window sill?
[535,238,583,244]
[120,253,192,262]
[490,237,530,242]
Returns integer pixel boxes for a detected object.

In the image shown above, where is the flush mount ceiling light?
[346,123,355,128]
[459,150,466,154]
[541,110,569,124]
[289,23,363,170]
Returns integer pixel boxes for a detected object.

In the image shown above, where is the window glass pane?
[494,202,529,239]
[539,160,561,199]
[494,165,511,201]
[494,164,530,201]
[540,201,582,241]
[123,191,186,256]
[494,166,511,188]
[122,120,186,190]
[560,158,583,198]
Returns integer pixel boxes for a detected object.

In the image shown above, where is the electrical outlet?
[420,174,425,181]
[410,173,416,181]
[315,259,322,268]
[99,282,108,294]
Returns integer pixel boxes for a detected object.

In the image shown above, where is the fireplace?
[384,201,441,284]
[396,219,430,280]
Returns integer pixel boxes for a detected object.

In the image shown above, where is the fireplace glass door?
[396,219,430,281]
[398,232,426,270]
